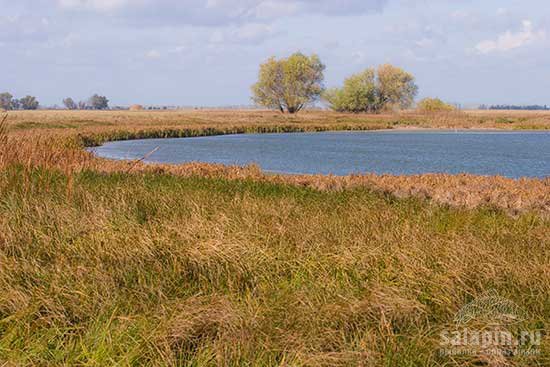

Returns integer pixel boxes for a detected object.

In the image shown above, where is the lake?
[92,131,550,178]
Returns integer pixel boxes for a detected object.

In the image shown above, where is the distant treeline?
[480,104,550,111]
[63,95,109,110]
[0,93,40,110]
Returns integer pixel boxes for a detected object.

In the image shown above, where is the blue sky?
[1,0,548,106]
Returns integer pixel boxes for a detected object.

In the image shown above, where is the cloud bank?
[476,20,546,54]
[55,0,389,25]
[1,0,549,106]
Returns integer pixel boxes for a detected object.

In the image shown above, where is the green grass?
[12,120,116,131]
[78,124,391,147]
[0,166,549,366]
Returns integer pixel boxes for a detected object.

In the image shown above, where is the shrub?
[417,98,455,113]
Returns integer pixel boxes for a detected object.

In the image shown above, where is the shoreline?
[3,110,550,216]
[90,129,549,181]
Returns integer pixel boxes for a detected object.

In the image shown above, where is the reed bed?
[0,110,549,366]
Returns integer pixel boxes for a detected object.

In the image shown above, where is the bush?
[417,98,455,113]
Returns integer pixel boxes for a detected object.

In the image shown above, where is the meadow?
[0,110,549,366]
[6,109,550,134]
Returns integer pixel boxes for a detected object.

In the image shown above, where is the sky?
[1,0,549,107]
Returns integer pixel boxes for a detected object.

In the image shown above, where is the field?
[6,109,550,134]
[0,110,549,366]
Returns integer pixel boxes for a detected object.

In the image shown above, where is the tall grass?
[0,110,549,366]
[0,114,9,171]
[0,167,548,366]
[0,114,7,137]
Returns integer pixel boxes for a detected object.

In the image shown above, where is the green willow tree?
[323,69,377,113]
[252,53,325,114]
[324,64,418,113]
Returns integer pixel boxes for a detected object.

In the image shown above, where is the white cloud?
[61,32,80,47]
[0,14,54,42]
[209,31,225,44]
[496,8,508,16]
[253,1,300,18]
[415,37,434,48]
[209,23,276,45]
[56,0,388,24]
[145,49,161,59]
[235,23,275,43]
[58,0,133,12]
[451,10,468,19]
[352,51,367,64]
[475,20,546,54]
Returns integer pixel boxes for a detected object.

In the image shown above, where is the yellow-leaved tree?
[252,53,325,114]
[324,64,418,113]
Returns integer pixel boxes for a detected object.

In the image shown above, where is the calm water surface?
[93,131,550,178]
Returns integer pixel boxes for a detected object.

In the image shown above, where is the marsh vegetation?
[0,110,549,366]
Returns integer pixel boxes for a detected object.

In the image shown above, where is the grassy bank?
[0,166,548,366]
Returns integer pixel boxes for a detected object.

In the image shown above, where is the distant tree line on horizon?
[0,93,40,110]
[479,104,549,111]
[63,95,109,110]
[0,92,112,111]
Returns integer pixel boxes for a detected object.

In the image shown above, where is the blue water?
[92,131,550,178]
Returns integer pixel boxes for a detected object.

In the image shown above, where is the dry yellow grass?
[0,110,549,366]
[6,109,550,135]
